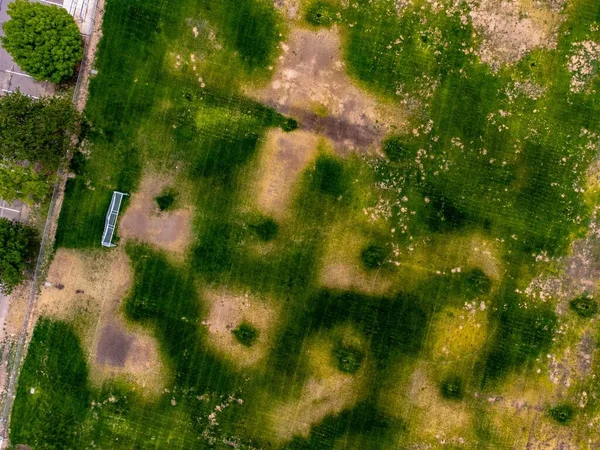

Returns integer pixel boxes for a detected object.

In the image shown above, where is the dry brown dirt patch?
[469,0,563,69]
[119,173,193,257]
[37,248,167,395]
[253,129,321,220]
[201,288,281,369]
[249,27,405,154]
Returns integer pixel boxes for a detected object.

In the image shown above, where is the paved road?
[0,200,28,222]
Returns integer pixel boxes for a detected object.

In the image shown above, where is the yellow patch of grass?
[268,324,372,441]
[201,288,282,369]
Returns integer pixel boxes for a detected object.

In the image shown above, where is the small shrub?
[232,323,259,347]
[155,189,177,211]
[250,218,279,242]
[569,296,598,318]
[548,404,574,425]
[333,343,364,373]
[441,375,463,399]
[69,151,86,175]
[281,117,299,132]
[382,136,420,163]
[360,244,386,269]
[305,1,338,27]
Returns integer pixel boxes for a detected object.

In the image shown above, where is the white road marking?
[0,206,20,213]
[4,70,33,79]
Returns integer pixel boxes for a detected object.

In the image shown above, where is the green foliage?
[333,343,364,373]
[2,0,83,83]
[548,404,574,425]
[232,322,259,347]
[0,163,48,203]
[569,296,599,318]
[441,375,464,399]
[0,92,81,170]
[69,151,87,175]
[0,218,37,294]
[155,188,177,211]
[281,117,299,132]
[360,244,386,269]
[305,0,339,27]
[249,217,279,242]
[10,318,90,449]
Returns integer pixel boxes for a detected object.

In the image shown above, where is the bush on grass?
[232,322,259,347]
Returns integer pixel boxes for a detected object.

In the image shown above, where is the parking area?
[0,200,28,223]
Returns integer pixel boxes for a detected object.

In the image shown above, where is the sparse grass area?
[14,0,600,448]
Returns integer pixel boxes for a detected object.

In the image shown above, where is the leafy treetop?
[2,0,83,83]
[0,91,81,170]
[0,218,37,294]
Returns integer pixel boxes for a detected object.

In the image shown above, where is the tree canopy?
[0,164,48,203]
[0,219,37,294]
[0,92,81,170]
[1,0,83,83]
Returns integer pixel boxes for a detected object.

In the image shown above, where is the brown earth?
[253,129,321,219]
[119,173,193,258]
[470,0,563,69]
[269,325,372,440]
[201,288,281,369]
[249,27,406,154]
[37,248,166,395]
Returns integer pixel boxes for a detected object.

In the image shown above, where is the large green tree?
[0,219,37,294]
[0,163,48,203]
[0,92,81,170]
[1,0,83,83]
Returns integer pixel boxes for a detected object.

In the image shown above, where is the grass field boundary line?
[0,0,102,445]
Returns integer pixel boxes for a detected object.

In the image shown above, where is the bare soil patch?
[36,248,166,395]
[254,129,321,219]
[201,288,281,368]
[269,326,371,440]
[469,0,562,69]
[119,173,193,258]
[319,225,399,296]
[249,27,405,154]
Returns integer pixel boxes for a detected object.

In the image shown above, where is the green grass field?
[11,0,600,448]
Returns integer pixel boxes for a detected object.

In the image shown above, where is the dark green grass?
[285,402,402,450]
[483,299,557,382]
[10,319,90,450]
